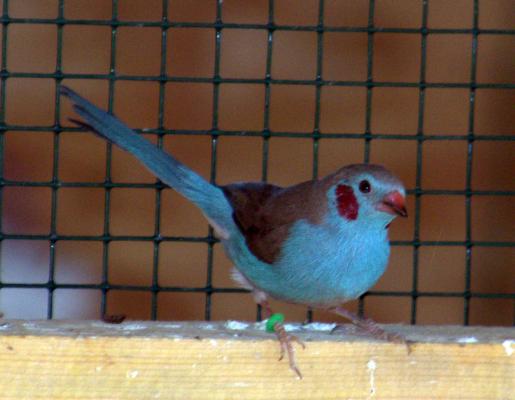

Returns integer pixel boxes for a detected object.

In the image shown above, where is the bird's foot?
[261,305,305,379]
[273,320,305,379]
[356,317,406,344]
[331,306,413,353]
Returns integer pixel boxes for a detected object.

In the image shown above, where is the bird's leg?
[330,306,408,346]
[259,300,305,379]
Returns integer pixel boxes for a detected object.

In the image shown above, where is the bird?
[60,85,408,378]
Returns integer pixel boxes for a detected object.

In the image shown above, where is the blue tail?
[60,86,235,239]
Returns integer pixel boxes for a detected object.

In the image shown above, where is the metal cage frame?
[0,0,513,324]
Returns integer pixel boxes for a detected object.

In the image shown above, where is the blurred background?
[0,0,513,326]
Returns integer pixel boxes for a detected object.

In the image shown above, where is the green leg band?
[266,313,285,333]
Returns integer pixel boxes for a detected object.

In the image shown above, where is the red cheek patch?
[336,184,358,220]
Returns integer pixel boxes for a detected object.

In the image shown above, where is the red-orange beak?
[377,191,408,217]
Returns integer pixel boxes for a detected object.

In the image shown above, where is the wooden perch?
[0,320,513,399]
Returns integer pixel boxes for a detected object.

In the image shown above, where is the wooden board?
[0,320,513,399]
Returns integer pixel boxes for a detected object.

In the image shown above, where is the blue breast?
[223,214,391,307]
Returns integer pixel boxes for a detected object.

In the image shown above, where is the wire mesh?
[0,0,513,325]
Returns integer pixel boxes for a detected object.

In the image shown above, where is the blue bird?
[61,86,408,378]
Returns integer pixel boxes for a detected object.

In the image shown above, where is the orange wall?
[1,1,513,325]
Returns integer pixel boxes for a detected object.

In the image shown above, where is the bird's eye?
[359,180,371,193]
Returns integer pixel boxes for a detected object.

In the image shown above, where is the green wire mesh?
[0,0,513,324]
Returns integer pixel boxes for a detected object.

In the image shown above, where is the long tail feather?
[60,86,234,239]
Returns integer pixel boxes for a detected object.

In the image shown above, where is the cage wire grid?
[0,0,513,324]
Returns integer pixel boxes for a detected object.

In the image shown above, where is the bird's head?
[325,164,407,229]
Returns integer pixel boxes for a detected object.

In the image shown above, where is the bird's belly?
[225,219,391,307]
[276,250,389,306]
[263,220,390,306]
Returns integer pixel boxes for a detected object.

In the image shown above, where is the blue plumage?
[61,86,408,378]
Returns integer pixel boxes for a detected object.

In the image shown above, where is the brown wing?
[221,180,327,264]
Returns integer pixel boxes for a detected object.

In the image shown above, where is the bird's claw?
[291,333,306,349]
[357,319,414,354]
[274,322,304,379]
[278,332,305,360]
[331,307,414,355]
